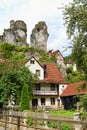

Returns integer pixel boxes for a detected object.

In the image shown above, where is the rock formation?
[0,20,27,46]
[30,21,49,51]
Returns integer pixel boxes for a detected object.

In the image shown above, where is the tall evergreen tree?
[19,84,30,111]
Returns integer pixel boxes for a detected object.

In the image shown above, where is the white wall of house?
[59,84,67,109]
[33,83,58,95]
[59,84,67,96]
[73,64,77,71]
[25,57,44,80]
[31,97,58,109]
[31,82,67,110]
[31,82,63,109]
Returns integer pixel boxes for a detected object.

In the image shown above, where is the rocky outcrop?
[30,21,49,51]
[3,29,16,44]
[0,20,27,46]
[0,35,4,43]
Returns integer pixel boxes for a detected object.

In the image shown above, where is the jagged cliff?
[0,20,49,52]
[0,20,27,46]
[30,21,49,51]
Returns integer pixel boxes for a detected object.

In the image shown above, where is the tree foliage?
[78,94,87,111]
[66,67,85,83]
[63,0,87,81]
[0,65,35,107]
[63,0,87,38]
[19,84,30,111]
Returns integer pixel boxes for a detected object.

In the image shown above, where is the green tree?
[66,69,85,83]
[19,84,30,111]
[78,94,87,111]
[0,65,35,108]
[63,0,87,81]
[63,0,87,38]
[0,42,15,59]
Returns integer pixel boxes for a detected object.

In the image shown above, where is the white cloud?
[0,0,15,8]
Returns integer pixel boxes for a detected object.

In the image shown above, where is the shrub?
[52,122,58,128]
[26,119,34,126]
[62,124,71,130]
[47,122,58,128]
[47,122,52,128]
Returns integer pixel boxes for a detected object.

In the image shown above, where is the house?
[48,50,65,66]
[25,56,67,110]
[48,50,67,78]
[60,81,87,110]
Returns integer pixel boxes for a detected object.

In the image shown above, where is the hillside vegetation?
[0,42,56,64]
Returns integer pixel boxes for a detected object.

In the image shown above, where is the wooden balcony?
[33,90,58,95]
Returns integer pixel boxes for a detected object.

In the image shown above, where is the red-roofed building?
[60,81,87,110]
[25,56,67,110]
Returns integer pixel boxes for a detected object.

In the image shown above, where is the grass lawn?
[49,110,74,119]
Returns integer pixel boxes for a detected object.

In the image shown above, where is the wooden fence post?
[58,120,61,130]
[4,115,7,130]
[17,116,20,130]
[34,118,37,130]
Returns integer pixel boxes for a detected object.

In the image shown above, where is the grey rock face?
[0,35,4,43]
[0,20,27,46]
[3,29,16,44]
[10,20,27,33]
[30,21,49,51]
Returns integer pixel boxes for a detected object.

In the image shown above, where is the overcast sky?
[0,0,72,56]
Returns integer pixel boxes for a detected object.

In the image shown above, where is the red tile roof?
[61,81,87,97]
[39,63,67,83]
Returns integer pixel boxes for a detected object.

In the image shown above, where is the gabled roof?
[27,56,43,69]
[48,49,64,59]
[54,50,64,58]
[39,63,67,83]
[61,81,87,97]
[25,56,67,84]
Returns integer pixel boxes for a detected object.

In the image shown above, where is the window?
[35,83,40,90]
[60,59,63,61]
[51,98,55,105]
[30,60,35,64]
[51,84,55,91]
[36,70,40,76]
[32,99,38,107]
[41,98,45,105]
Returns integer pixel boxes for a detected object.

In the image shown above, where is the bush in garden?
[62,124,71,130]
[47,122,58,128]
[52,122,58,128]
[47,122,52,128]
[26,119,34,126]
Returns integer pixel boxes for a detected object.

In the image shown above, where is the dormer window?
[36,70,40,76]
[30,60,35,64]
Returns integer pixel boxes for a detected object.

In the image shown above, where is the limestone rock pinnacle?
[30,21,49,51]
[0,20,27,46]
